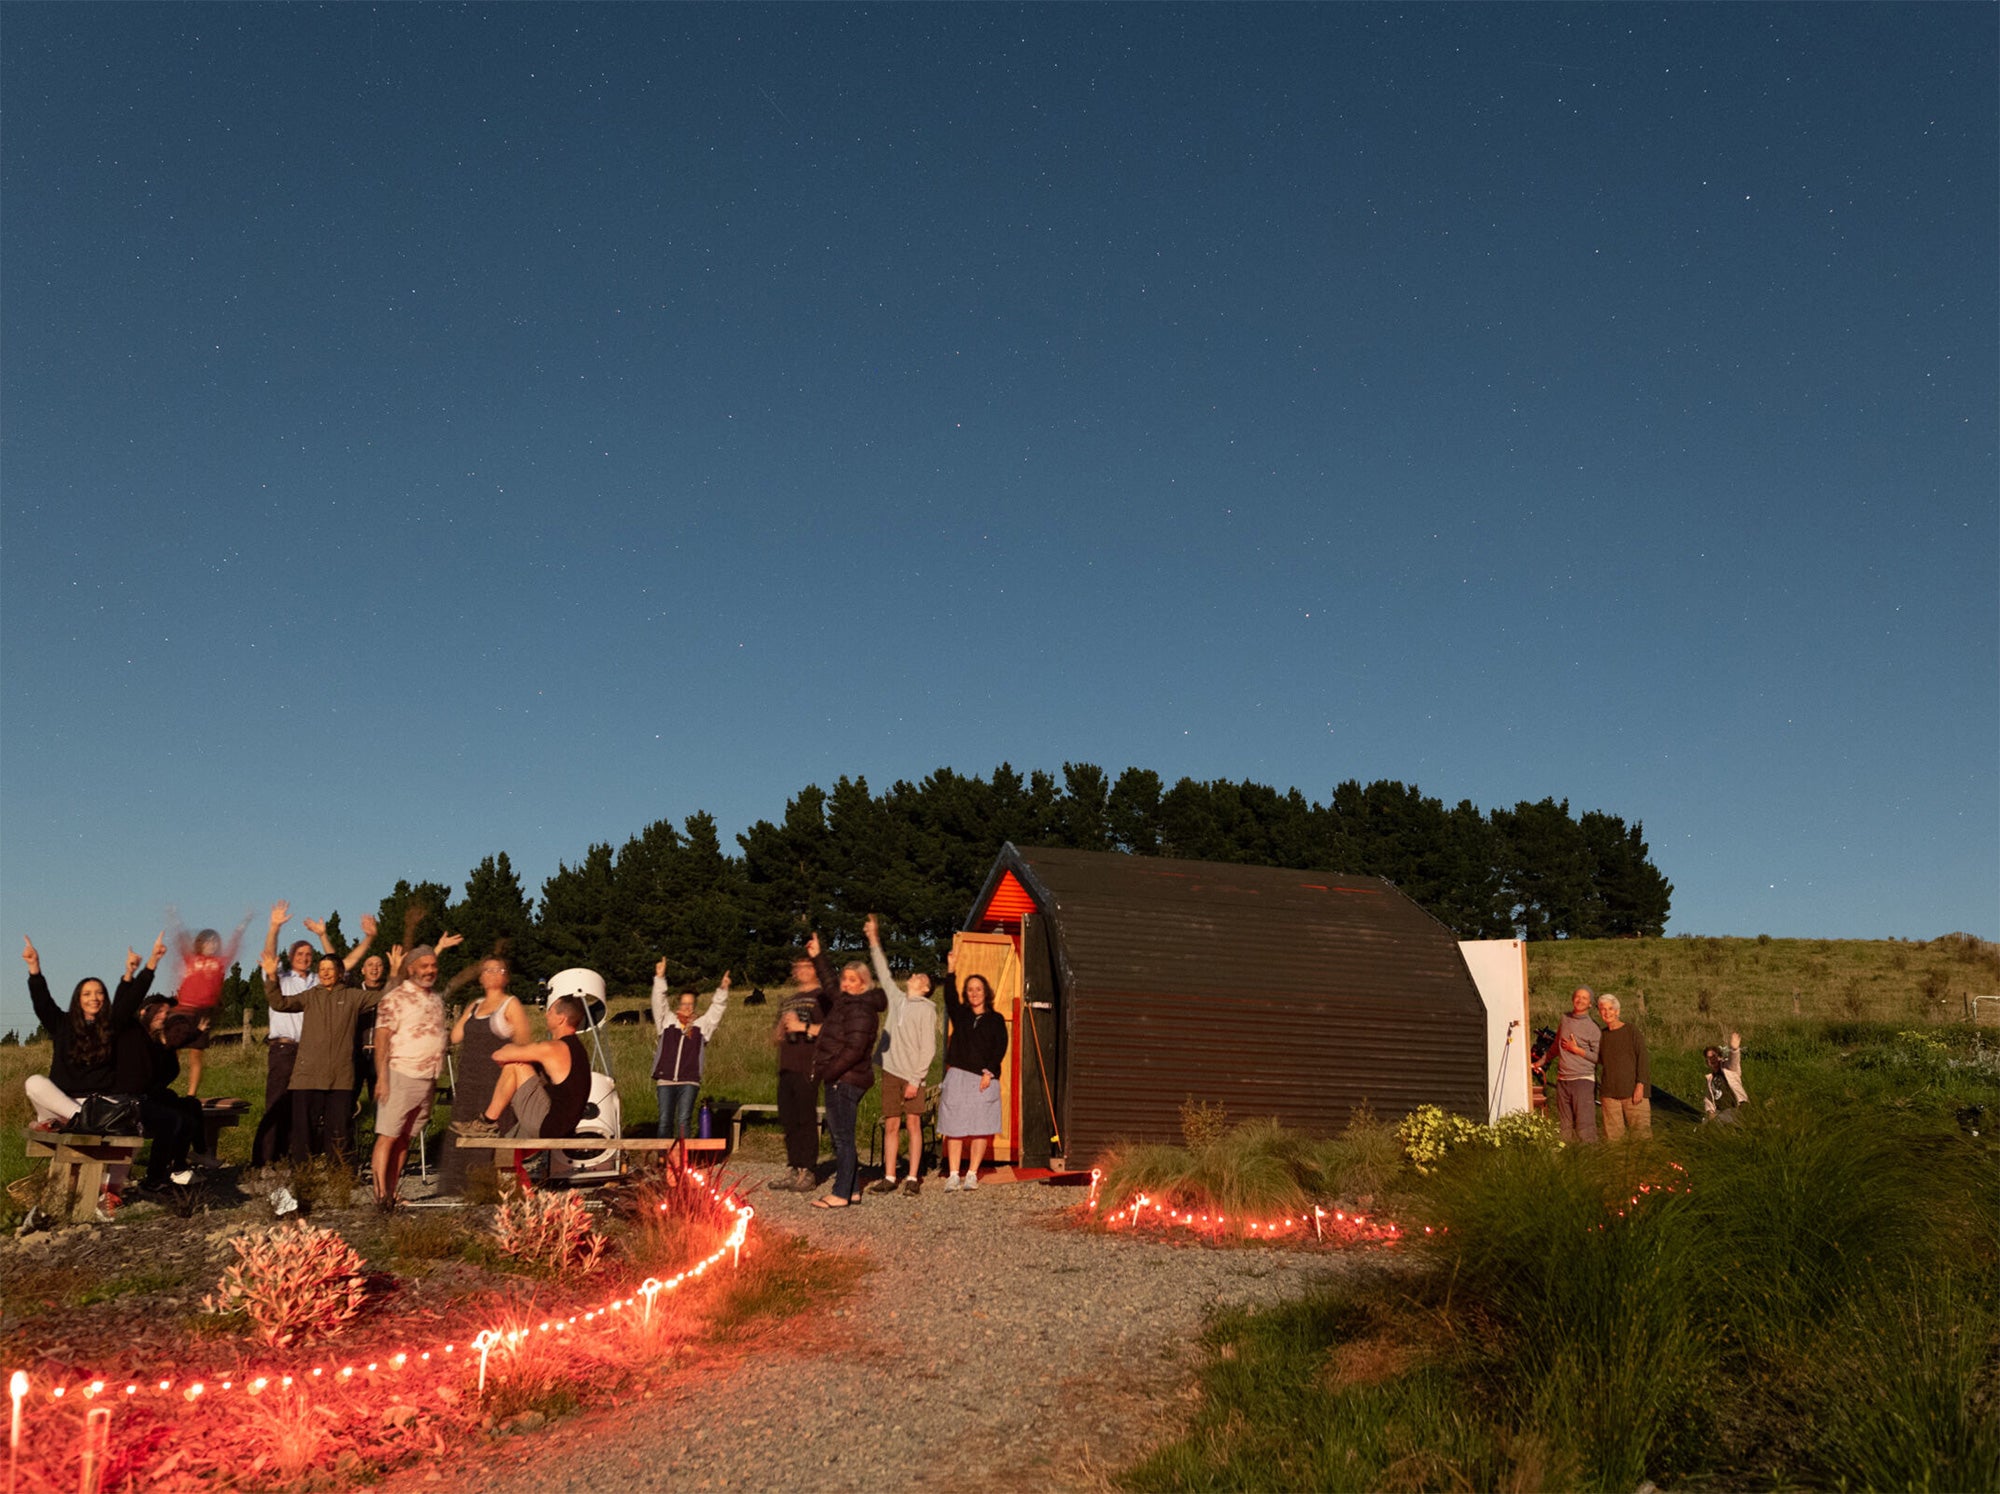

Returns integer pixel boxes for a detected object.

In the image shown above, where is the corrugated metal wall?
[975,847,1488,1161]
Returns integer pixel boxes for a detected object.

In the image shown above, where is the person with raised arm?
[369,932,462,1207]
[650,957,733,1140]
[262,914,381,1171]
[21,936,122,1130]
[808,931,887,1210]
[767,945,831,1192]
[249,903,373,1172]
[863,915,938,1196]
[97,933,208,1193]
[1703,1032,1748,1122]
[161,914,251,1098]
[938,947,1008,1191]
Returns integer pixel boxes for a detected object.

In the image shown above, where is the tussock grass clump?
[1130,1099,1999,1492]
[1098,1109,1412,1227]
[1307,1106,1405,1201]
[1098,1112,1316,1222]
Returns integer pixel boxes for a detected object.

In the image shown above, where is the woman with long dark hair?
[938,950,1008,1191]
[20,936,125,1128]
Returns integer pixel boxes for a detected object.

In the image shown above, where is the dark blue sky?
[3,4,1993,1026]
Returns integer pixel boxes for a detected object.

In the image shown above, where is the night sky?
[3,5,1993,1028]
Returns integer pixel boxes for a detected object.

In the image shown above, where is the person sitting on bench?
[451,994,592,1151]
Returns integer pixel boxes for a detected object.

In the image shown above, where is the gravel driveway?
[391,1161,1389,1493]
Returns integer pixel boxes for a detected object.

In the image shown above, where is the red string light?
[4,1179,755,1412]
[1084,1174,1407,1248]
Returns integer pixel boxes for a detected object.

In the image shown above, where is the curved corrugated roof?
[968,844,1488,1157]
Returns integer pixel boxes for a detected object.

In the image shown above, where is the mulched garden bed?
[0,1167,776,1492]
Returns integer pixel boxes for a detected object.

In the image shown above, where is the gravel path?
[389,1161,1390,1493]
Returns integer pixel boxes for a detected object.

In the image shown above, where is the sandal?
[810,1195,852,1209]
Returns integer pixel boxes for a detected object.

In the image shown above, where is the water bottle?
[697,1099,713,1139]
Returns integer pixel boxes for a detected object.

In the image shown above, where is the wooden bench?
[729,1102,822,1152]
[450,1136,727,1155]
[450,1136,727,1184]
[23,1132,145,1223]
[198,1100,245,1159]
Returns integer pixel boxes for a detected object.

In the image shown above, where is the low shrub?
[490,1189,608,1274]
[1395,1104,1557,1174]
[203,1220,368,1347]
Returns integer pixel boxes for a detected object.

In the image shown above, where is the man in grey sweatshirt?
[1547,987,1602,1142]
[864,915,938,1196]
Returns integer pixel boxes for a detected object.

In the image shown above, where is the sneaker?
[190,1151,223,1171]
[943,1173,963,1192]
[963,1171,979,1191]
[865,1177,899,1194]
[450,1116,500,1138]
[900,1177,921,1197]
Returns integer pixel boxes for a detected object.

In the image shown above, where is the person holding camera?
[768,945,831,1191]
[1703,1033,1747,1122]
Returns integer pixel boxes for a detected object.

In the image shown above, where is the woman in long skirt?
[937,950,1008,1191]
[438,956,530,1194]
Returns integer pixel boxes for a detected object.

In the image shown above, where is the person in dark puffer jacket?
[807,932,887,1209]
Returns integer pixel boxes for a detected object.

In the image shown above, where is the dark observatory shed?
[953,844,1489,1168]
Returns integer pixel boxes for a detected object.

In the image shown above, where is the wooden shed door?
[949,931,1022,1164]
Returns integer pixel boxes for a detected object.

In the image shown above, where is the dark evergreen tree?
[1494,798,1599,940]
[449,853,541,984]
[536,844,632,988]
[1106,767,1164,853]
[1580,812,1673,938]
[738,784,834,977]
[1056,762,1113,851]
[372,879,459,967]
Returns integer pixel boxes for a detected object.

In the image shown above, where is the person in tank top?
[439,957,533,1193]
[450,993,593,1141]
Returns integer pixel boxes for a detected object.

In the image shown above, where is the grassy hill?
[1525,932,1999,1047]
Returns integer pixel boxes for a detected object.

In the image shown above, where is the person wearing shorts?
[370,936,460,1206]
[864,915,937,1195]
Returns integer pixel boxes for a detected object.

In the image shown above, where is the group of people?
[766,914,1007,1206]
[1538,984,1748,1142]
[21,904,1014,1212]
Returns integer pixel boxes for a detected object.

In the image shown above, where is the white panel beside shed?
[1459,940,1532,1122]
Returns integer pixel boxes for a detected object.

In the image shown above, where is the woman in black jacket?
[938,949,1008,1191]
[21,934,151,1128]
[807,933,886,1210]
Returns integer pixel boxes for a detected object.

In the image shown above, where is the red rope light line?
[4,1176,755,1410]
[1083,1169,1415,1246]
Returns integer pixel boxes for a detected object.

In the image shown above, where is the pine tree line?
[305,764,1671,997]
